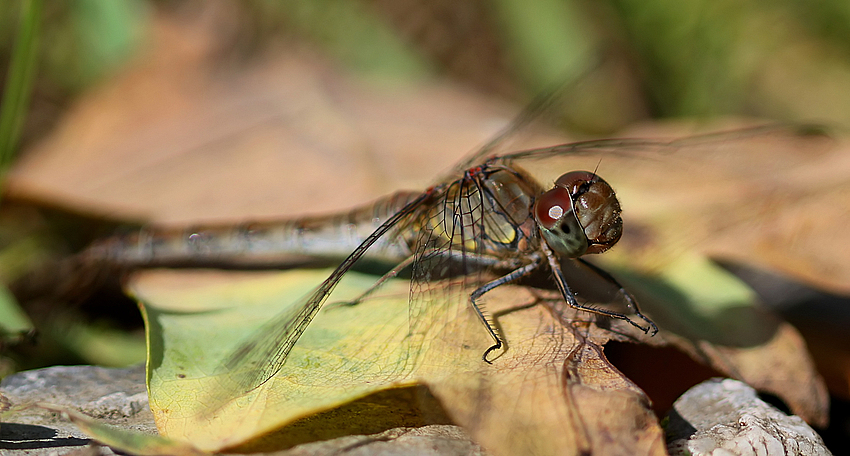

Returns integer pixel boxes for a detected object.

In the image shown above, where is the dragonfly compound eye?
[534,186,571,230]
[533,185,589,257]
[534,171,624,257]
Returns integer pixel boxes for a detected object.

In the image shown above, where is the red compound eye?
[533,186,572,230]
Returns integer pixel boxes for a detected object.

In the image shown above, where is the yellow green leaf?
[131,268,665,454]
[134,269,470,451]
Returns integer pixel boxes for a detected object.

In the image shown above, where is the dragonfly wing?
[496,123,825,163]
[214,295,323,395]
[211,191,433,401]
[443,59,609,180]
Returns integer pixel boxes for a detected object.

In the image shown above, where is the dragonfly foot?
[629,315,658,336]
[482,341,503,364]
[646,320,659,336]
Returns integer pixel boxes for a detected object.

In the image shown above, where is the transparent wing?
[496,123,826,162]
[211,191,432,400]
[436,57,608,183]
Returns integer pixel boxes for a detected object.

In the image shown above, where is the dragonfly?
[80,89,805,399]
[83,138,664,393]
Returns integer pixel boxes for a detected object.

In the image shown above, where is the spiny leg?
[331,250,523,309]
[327,255,418,309]
[540,242,656,334]
[469,259,543,363]
[575,257,657,335]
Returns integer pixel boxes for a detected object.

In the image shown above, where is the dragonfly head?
[533,171,623,258]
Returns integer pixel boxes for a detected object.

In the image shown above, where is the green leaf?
[134,269,438,451]
[70,0,148,84]
[492,0,593,90]
[51,321,146,368]
[278,0,431,80]
[0,0,41,178]
[0,284,32,336]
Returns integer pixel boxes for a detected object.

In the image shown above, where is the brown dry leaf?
[601,124,845,425]
[616,122,850,296]
[425,298,665,456]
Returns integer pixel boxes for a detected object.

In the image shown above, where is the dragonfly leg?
[331,248,524,310]
[541,242,658,335]
[328,255,419,309]
[575,257,658,335]
[469,259,543,363]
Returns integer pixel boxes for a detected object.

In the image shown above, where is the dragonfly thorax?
[419,164,545,257]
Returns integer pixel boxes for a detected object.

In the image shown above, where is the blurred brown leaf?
[614,122,850,296]
[5,20,517,225]
[531,123,846,425]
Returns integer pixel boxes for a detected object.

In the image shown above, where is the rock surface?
[666,378,831,456]
[0,364,153,455]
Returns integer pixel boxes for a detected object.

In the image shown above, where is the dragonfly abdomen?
[82,191,421,268]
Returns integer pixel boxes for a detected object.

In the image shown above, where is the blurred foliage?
[606,0,850,120]
[0,0,147,153]
[252,0,433,80]
[0,0,41,379]
[6,0,850,149]
[0,0,40,175]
